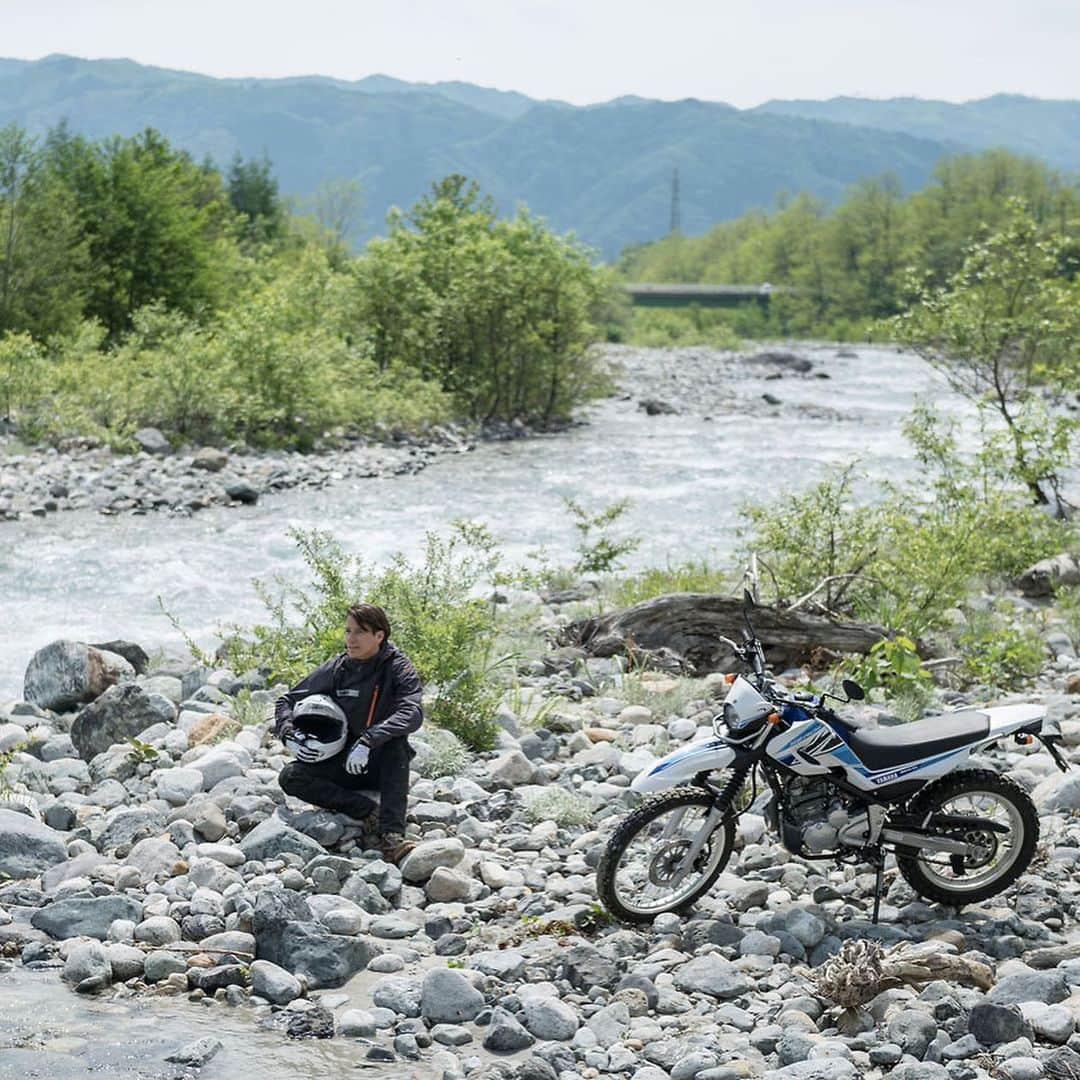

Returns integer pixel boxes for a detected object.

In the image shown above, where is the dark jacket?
[273,641,423,750]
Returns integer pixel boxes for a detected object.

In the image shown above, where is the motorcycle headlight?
[723,702,755,733]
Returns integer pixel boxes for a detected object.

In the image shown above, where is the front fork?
[661,766,752,890]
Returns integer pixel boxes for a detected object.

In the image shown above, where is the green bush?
[846,636,933,702]
[353,175,613,426]
[609,559,732,608]
[0,331,44,424]
[223,522,504,751]
[565,497,642,576]
[628,308,742,349]
[740,449,1068,638]
[413,728,473,780]
[956,606,1047,690]
[523,787,593,827]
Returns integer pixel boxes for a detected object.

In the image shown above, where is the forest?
[1,123,1077,456]
[619,149,1080,343]
[0,124,609,450]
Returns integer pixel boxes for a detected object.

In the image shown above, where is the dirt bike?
[596,592,1068,924]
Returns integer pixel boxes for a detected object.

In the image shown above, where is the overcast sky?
[4,0,1078,107]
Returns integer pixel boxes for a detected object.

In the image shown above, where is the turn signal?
[724,673,737,684]
[767,712,781,725]
[1015,733,1033,745]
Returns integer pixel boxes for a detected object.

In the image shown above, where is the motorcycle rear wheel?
[895,769,1038,906]
[596,786,736,924]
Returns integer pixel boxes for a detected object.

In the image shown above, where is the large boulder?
[134,427,171,455]
[89,640,150,675]
[24,640,135,713]
[95,806,169,852]
[1015,553,1080,597]
[274,923,382,990]
[0,808,68,878]
[988,969,1069,1006]
[420,967,486,1023]
[249,960,303,1005]
[251,886,382,989]
[399,838,465,883]
[31,895,143,940]
[672,954,752,999]
[240,817,327,864]
[1033,771,1080,812]
[62,941,113,990]
[71,684,175,761]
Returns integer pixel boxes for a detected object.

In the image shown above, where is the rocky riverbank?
[0,425,477,523]
[0,341,858,525]
[3,593,1080,1079]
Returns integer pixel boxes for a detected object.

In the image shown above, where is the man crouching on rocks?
[274,602,420,865]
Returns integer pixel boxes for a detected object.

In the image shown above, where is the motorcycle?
[596,591,1069,924]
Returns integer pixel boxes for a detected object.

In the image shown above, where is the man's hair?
[346,602,391,640]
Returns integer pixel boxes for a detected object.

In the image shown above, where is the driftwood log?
[559,593,893,674]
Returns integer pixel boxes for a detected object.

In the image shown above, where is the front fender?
[631,737,737,794]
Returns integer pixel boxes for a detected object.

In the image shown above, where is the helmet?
[284,694,348,762]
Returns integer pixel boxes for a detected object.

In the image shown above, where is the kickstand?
[871,848,884,926]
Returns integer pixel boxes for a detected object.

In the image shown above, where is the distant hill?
[756,94,1080,172]
[2,56,1075,258]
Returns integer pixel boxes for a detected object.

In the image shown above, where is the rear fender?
[982,703,1047,742]
[978,703,1069,771]
[631,738,737,794]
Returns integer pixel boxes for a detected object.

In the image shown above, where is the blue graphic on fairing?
[647,739,728,776]
[772,717,974,785]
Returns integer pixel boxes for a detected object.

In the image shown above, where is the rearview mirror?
[842,679,865,702]
[742,588,755,613]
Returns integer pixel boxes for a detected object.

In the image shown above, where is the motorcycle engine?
[778,776,870,855]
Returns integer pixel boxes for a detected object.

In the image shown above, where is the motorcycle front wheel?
[596,786,736,924]
[895,769,1039,906]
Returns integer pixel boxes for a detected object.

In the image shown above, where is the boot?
[378,832,417,866]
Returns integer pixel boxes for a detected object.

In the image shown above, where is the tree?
[352,177,609,425]
[311,176,363,252]
[227,152,284,245]
[0,123,87,337]
[892,203,1079,515]
[45,126,233,336]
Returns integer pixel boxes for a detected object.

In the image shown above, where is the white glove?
[294,741,325,764]
[344,740,370,775]
[283,733,322,763]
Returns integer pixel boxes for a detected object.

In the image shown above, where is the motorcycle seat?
[843,710,990,773]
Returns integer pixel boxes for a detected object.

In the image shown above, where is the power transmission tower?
[669,167,681,236]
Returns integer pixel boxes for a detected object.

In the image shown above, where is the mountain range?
[2,55,1077,259]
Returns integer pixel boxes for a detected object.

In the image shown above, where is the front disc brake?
[647,839,709,886]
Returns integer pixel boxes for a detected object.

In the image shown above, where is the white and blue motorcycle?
[597,593,1068,924]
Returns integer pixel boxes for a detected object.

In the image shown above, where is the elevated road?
[624,283,789,308]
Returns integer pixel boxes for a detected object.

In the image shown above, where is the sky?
[3,0,1079,107]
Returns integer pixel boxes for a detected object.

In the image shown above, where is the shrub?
[354,175,612,426]
[565,497,641,576]
[413,728,473,780]
[846,636,934,704]
[740,452,1068,637]
[222,522,504,751]
[523,787,593,827]
[956,606,1046,690]
[610,558,732,608]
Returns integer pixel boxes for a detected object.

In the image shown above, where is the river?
[0,343,970,700]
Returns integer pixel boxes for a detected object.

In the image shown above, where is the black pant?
[278,737,412,835]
